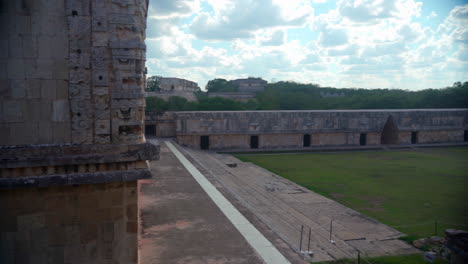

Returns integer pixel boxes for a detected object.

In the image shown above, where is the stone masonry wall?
[0,182,138,264]
[0,0,71,145]
[0,0,147,145]
[175,110,468,135]
[1,0,155,263]
[173,109,468,149]
[66,0,147,145]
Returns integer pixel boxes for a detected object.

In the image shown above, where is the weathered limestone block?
[52,100,70,122]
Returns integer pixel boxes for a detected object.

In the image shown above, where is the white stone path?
[166,141,291,264]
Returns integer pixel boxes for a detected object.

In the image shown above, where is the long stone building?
[158,77,199,92]
[146,109,468,150]
[1,0,158,263]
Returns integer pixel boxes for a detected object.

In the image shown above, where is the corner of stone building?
[1,0,157,263]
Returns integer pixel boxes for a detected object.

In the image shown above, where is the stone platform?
[178,143,419,262]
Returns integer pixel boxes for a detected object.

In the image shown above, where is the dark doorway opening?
[145,125,156,136]
[465,130,468,142]
[250,135,259,149]
[380,115,399,145]
[200,135,209,150]
[303,134,311,147]
[360,133,367,146]
[411,131,418,144]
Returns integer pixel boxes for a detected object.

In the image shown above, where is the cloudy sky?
[146,0,468,90]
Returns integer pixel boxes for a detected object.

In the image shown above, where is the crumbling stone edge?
[0,168,152,189]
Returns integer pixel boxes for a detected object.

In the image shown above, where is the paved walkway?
[180,145,419,262]
[140,140,290,263]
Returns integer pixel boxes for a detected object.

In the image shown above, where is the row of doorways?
[200,131,426,150]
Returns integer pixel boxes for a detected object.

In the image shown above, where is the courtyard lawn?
[236,148,468,238]
[315,253,447,264]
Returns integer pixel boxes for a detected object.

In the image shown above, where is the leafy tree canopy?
[146,81,468,112]
[146,76,162,91]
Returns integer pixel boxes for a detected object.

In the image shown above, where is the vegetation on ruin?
[205,78,240,92]
[146,81,468,112]
[236,148,468,238]
[146,75,162,91]
[314,253,448,264]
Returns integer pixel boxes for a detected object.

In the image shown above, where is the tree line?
[145,80,468,112]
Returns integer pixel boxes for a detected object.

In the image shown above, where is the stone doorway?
[411,132,418,144]
[303,134,311,147]
[145,125,156,136]
[380,115,399,145]
[250,135,259,149]
[200,136,210,150]
[360,133,367,146]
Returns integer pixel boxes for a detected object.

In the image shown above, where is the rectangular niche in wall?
[145,125,156,136]
[200,135,210,150]
[411,131,418,144]
[360,133,367,146]
[303,134,311,147]
[250,135,259,149]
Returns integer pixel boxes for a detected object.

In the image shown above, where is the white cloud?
[426,11,437,19]
[148,0,201,19]
[318,26,348,47]
[328,44,358,56]
[361,41,406,57]
[259,30,286,46]
[189,0,313,40]
[145,1,467,90]
[438,4,468,44]
[457,47,468,62]
[397,23,424,43]
[301,53,321,64]
[337,0,422,24]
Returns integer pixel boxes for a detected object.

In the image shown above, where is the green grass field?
[315,254,447,264]
[236,148,468,238]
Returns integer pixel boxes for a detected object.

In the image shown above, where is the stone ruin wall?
[170,109,468,149]
[0,0,157,263]
[144,111,175,137]
[158,77,199,92]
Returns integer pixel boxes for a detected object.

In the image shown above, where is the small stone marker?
[424,252,436,263]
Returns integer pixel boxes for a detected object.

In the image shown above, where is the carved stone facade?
[1,0,157,263]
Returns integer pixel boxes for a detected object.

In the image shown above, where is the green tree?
[146,76,162,91]
[145,96,167,112]
[205,78,238,92]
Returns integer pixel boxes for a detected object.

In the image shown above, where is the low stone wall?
[173,109,468,150]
